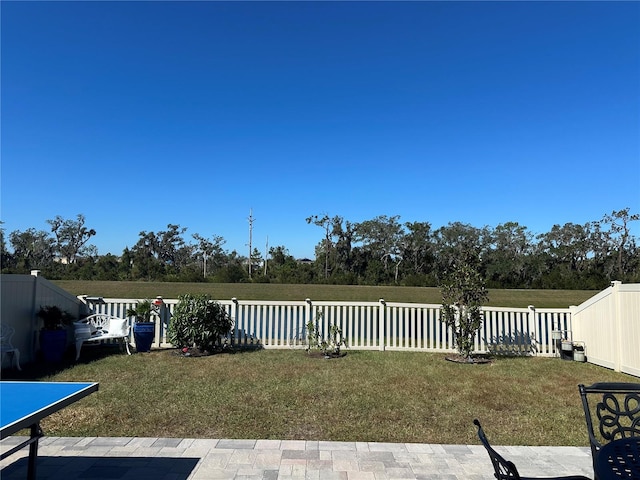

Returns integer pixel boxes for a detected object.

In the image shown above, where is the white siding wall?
[1,273,83,366]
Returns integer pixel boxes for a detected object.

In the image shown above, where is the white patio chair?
[1,323,22,371]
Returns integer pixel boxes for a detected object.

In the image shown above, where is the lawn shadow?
[1,343,131,380]
[483,329,538,356]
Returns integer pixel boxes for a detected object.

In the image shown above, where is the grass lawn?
[5,347,637,446]
[54,280,599,308]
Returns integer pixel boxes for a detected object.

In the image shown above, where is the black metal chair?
[578,382,640,476]
[473,419,591,480]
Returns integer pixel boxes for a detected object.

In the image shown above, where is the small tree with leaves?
[440,257,488,362]
[306,309,347,356]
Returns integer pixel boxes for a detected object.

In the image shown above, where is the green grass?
[6,347,637,445]
[54,280,598,308]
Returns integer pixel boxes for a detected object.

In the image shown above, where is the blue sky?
[2,1,639,260]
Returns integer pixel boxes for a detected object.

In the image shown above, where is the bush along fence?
[78,296,572,357]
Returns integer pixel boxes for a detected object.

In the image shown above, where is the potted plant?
[37,305,75,362]
[127,298,160,353]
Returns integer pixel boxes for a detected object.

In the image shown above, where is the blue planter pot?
[133,322,155,353]
[40,329,68,363]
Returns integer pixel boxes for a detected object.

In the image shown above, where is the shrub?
[306,310,347,356]
[168,293,233,353]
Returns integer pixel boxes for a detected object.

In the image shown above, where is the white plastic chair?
[1,323,22,371]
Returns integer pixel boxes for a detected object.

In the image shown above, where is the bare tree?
[307,214,332,279]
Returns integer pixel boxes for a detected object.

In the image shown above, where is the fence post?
[231,298,238,346]
[30,271,41,361]
[611,281,622,372]
[527,305,538,355]
[154,296,164,348]
[379,299,386,351]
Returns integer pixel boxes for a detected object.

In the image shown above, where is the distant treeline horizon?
[2,208,638,290]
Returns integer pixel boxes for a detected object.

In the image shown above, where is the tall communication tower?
[247,209,254,278]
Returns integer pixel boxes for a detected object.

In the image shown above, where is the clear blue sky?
[2,1,639,260]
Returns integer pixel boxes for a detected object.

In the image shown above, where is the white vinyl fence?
[81,296,572,357]
[572,281,640,377]
[1,272,84,366]
[2,272,637,377]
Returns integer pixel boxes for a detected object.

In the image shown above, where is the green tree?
[0,222,12,271]
[331,216,355,280]
[130,231,165,280]
[212,250,249,283]
[402,221,435,284]
[155,224,191,272]
[193,233,226,278]
[440,256,489,361]
[266,245,302,283]
[433,222,488,284]
[93,254,121,280]
[9,228,55,273]
[47,214,96,264]
[354,215,404,283]
[129,224,193,280]
[599,208,640,280]
[535,222,593,288]
[249,247,263,280]
[485,222,534,288]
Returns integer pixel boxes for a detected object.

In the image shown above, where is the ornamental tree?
[440,257,488,361]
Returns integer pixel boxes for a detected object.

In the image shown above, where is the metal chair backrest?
[474,419,522,480]
[578,382,640,469]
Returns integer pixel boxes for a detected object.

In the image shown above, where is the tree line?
[1,209,638,289]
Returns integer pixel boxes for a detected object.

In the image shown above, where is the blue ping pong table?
[1,381,99,480]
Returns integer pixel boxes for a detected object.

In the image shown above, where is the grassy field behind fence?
[7,348,637,446]
[54,280,598,308]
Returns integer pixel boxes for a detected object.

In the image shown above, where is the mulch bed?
[445,354,492,364]
[173,345,236,357]
[306,351,347,359]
